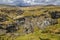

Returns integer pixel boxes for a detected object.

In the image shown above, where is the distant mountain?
[0,0,60,6]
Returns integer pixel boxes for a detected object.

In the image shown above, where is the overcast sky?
[0,0,60,6]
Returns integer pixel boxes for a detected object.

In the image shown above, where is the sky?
[0,0,60,6]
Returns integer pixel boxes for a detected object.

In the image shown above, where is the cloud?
[0,0,15,5]
[22,0,60,6]
[0,0,60,6]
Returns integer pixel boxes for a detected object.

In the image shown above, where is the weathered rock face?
[5,24,18,33]
[0,29,6,35]
[19,14,58,33]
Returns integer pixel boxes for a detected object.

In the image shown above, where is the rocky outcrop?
[0,7,59,35]
[0,12,58,35]
[18,14,58,33]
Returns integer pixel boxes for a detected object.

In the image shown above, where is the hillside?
[0,5,60,40]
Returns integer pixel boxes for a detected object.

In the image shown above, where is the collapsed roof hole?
[49,11,60,19]
[6,24,18,33]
